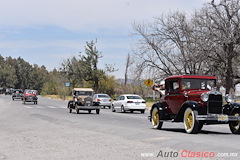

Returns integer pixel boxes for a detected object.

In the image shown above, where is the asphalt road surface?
[0,95,239,160]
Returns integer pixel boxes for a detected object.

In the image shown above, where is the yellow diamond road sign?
[144,78,153,87]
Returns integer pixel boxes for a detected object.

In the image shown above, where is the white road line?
[22,105,65,109]
[48,106,57,109]
[35,105,44,108]
[22,105,33,109]
[59,106,66,108]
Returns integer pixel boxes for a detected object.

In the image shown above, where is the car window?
[166,80,179,92]
[120,96,125,100]
[173,82,179,91]
[14,90,23,93]
[98,95,110,98]
[76,91,93,96]
[182,79,216,90]
[126,96,142,99]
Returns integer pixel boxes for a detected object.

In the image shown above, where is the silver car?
[93,94,112,109]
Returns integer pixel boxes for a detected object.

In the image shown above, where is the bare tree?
[194,0,240,94]
[131,0,240,94]
[131,11,208,80]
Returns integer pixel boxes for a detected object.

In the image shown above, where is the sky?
[0,0,210,79]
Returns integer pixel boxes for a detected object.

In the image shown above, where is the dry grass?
[146,101,154,108]
[42,95,72,101]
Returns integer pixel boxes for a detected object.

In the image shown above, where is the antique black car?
[67,88,100,114]
[12,89,24,101]
[5,88,13,95]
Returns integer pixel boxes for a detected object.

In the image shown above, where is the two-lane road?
[0,95,239,160]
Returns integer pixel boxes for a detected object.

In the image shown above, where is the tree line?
[0,40,148,98]
[0,55,48,92]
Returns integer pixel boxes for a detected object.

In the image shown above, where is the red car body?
[149,75,240,134]
[23,90,38,104]
[163,75,216,114]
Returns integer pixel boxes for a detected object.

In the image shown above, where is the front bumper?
[196,114,240,122]
[148,114,240,122]
[13,96,23,99]
[25,97,37,102]
[76,106,101,110]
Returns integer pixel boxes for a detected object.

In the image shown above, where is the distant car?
[93,94,112,109]
[23,90,38,104]
[111,94,146,113]
[5,88,13,95]
[12,89,23,101]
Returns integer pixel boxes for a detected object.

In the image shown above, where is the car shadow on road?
[101,107,111,109]
[199,130,231,135]
[70,112,100,115]
[115,111,145,114]
[156,128,231,135]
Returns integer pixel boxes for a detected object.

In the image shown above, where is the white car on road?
[111,94,146,113]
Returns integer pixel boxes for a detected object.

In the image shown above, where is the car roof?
[166,75,216,80]
[121,94,141,96]
[73,88,94,91]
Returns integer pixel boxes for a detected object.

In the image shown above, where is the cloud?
[0,0,211,78]
[0,0,209,31]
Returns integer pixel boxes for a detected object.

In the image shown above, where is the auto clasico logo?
[141,150,238,158]
[156,150,214,158]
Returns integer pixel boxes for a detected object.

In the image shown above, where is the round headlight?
[201,93,208,102]
[183,91,188,97]
[225,94,233,103]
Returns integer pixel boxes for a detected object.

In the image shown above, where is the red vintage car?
[23,90,38,104]
[149,75,240,134]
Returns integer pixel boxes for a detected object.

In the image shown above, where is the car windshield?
[126,95,142,99]
[26,90,36,94]
[98,95,110,98]
[181,78,216,90]
[75,91,93,96]
[14,90,23,93]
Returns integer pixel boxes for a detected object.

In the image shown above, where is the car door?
[113,96,121,109]
[119,96,125,107]
[164,79,183,114]
[115,96,125,111]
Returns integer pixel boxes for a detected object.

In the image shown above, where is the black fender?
[68,100,74,108]
[150,102,167,120]
[223,103,240,115]
[174,100,206,122]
